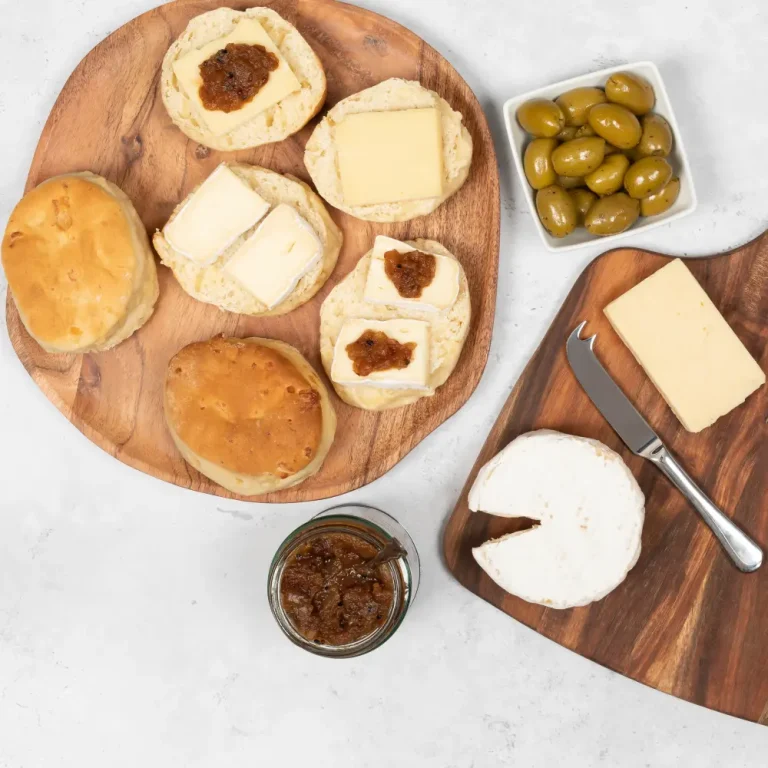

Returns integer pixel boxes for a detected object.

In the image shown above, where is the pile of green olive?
[517,72,681,238]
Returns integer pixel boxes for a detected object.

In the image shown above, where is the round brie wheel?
[469,430,645,609]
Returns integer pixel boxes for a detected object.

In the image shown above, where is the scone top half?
[165,336,336,496]
[161,7,326,150]
[2,172,158,354]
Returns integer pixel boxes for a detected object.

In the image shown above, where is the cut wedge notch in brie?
[163,164,270,266]
[172,18,302,136]
[222,204,322,309]
[330,318,430,390]
[363,236,461,312]
[469,430,645,609]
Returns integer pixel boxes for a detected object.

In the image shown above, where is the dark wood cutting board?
[444,235,768,724]
[5,0,499,502]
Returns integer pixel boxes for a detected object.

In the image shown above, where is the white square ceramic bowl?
[503,61,697,253]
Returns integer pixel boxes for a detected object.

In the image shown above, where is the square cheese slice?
[172,18,301,136]
[334,108,444,206]
[222,204,322,308]
[363,236,460,312]
[163,164,270,265]
[604,259,765,433]
[331,318,431,390]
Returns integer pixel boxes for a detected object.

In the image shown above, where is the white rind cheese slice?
[363,235,460,312]
[334,108,444,206]
[330,318,430,390]
[172,18,301,137]
[222,204,322,309]
[469,430,645,609]
[163,164,270,266]
[604,259,765,433]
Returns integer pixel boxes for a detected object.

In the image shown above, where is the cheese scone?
[165,336,336,496]
[470,430,645,609]
[305,79,473,222]
[2,172,158,354]
[320,238,471,410]
[153,163,342,316]
[161,7,326,150]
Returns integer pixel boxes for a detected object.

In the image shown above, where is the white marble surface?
[1,0,767,765]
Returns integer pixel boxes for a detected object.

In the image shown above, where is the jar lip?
[267,511,415,658]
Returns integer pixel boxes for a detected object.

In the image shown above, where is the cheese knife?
[566,321,763,573]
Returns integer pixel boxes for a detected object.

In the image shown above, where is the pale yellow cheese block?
[604,259,765,432]
[334,108,444,206]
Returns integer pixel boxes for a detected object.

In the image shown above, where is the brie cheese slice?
[330,318,430,390]
[363,236,461,312]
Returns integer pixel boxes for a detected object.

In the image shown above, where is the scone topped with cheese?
[305,79,473,222]
[320,236,471,410]
[153,163,342,316]
[165,336,336,496]
[161,7,326,150]
[2,172,158,354]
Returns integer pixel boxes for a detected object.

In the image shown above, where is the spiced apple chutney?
[280,531,395,645]
[268,505,420,658]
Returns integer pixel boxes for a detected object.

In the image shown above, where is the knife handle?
[648,444,763,573]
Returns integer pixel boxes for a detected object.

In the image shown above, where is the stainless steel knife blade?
[565,320,763,572]
[565,321,659,456]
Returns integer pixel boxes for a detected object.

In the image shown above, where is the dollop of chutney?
[280,532,395,646]
[199,43,279,113]
[346,330,415,377]
[384,249,436,298]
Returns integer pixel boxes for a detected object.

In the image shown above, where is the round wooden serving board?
[444,235,768,724]
[6,0,500,502]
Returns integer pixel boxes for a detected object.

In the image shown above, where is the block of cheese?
[604,259,765,432]
[330,318,430,390]
[172,18,301,136]
[222,204,322,309]
[334,108,444,206]
[363,236,460,312]
[163,165,270,265]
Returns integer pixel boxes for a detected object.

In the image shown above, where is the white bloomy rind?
[469,430,645,609]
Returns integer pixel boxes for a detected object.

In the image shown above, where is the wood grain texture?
[5,0,500,502]
[444,236,768,724]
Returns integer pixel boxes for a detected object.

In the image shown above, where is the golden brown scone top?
[165,337,324,478]
[2,175,138,351]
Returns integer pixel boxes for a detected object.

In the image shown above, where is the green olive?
[556,125,579,141]
[624,157,673,199]
[557,174,586,189]
[551,137,606,177]
[585,153,631,196]
[523,138,558,189]
[536,185,577,237]
[635,113,673,158]
[604,143,621,155]
[588,103,642,149]
[555,87,607,127]
[640,177,681,216]
[605,72,656,115]
[568,188,597,225]
[585,192,640,235]
[575,124,596,137]
[517,99,566,138]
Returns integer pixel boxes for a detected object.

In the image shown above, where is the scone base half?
[165,337,336,496]
[161,7,326,150]
[304,78,473,222]
[320,239,471,410]
[152,164,342,317]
